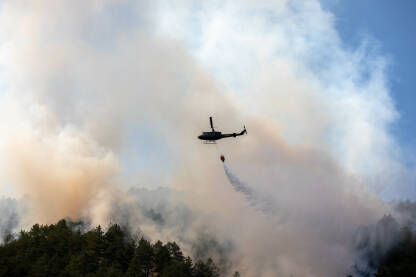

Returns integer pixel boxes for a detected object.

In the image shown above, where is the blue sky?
[1,2,415,274]
[322,0,416,150]
[0,1,413,200]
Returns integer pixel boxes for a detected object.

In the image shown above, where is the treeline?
[374,226,416,277]
[0,219,223,277]
[347,224,416,277]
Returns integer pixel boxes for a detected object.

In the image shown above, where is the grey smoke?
[2,187,416,276]
[352,214,401,276]
[0,198,20,242]
[349,200,416,276]
[105,187,238,274]
[191,232,236,275]
[0,1,413,276]
[0,188,238,273]
[393,200,416,232]
[222,160,415,276]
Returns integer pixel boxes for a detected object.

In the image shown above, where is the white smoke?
[0,0,413,276]
[154,0,407,194]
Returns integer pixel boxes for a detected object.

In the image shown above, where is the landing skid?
[203,141,217,144]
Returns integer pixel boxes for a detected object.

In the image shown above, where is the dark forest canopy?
[348,222,416,277]
[0,219,237,277]
[1,219,416,276]
[373,225,416,277]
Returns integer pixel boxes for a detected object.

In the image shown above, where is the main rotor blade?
[210,117,214,130]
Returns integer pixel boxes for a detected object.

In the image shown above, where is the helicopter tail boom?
[221,126,247,138]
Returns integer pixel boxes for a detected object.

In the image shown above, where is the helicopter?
[198,117,247,143]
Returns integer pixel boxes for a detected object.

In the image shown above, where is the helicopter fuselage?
[197,117,247,142]
[198,131,241,141]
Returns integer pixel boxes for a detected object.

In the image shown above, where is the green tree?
[126,237,154,277]
[194,258,219,277]
[153,240,171,274]
[166,242,184,263]
[374,226,416,277]
[0,219,223,277]
[103,224,134,272]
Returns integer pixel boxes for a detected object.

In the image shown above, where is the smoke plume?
[0,198,19,241]
[0,0,414,276]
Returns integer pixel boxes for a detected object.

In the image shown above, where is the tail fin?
[239,126,247,136]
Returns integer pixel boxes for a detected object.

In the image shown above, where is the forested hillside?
[374,226,416,277]
[0,219,226,277]
[2,219,415,277]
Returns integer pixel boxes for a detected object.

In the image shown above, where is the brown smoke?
[4,125,119,224]
[0,1,402,276]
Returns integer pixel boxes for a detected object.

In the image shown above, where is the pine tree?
[153,240,171,274]
[126,237,154,277]
[0,219,224,277]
